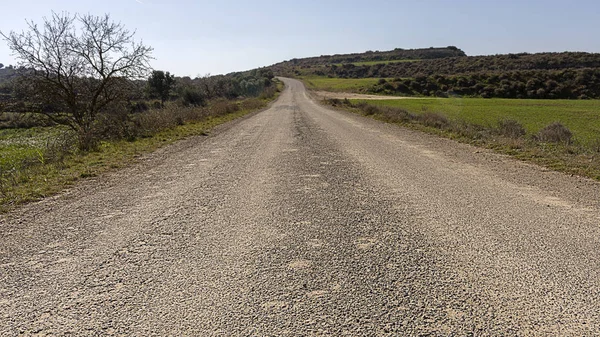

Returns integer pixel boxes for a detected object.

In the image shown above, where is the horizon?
[1,0,599,77]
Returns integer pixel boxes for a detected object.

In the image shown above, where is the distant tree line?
[141,67,276,109]
[1,67,276,111]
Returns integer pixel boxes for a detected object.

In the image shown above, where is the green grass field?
[0,127,65,171]
[301,76,392,92]
[357,98,600,144]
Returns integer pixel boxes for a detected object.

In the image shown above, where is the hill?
[269,46,466,77]
[271,49,600,99]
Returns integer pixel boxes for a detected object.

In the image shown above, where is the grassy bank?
[362,98,600,145]
[324,98,600,180]
[0,97,275,212]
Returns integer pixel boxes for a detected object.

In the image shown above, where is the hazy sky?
[1,0,599,77]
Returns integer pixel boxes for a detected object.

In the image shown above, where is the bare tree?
[1,12,153,150]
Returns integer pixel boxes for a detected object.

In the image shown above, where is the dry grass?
[325,99,600,181]
[0,96,276,212]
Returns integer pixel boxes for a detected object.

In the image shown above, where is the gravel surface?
[1,77,599,336]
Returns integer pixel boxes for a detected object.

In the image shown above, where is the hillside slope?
[271,49,600,99]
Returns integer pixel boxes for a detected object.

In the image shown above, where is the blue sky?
[1,0,599,76]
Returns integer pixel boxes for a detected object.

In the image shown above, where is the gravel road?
[1,77,600,336]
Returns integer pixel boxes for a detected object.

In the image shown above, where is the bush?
[420,112,449,129]
[259,85,277,99]
[211,100,239,116]
[44,130,77,163]
[451,121,489,140]
[0,112,53,128]
[325,98,342,106]
[497,119,526,138]
[536,122,573,144]
[180,88,205,107]
[362,104,379,116]
[434,90,448,98]
[128,101,150,113]
[380,106,413,123]
[131,106,206,138]
[240,98,265,110]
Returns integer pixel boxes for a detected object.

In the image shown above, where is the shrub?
[380,106,412,123]
[326,98,342,106]
[240,98,264,110]
[497,119,526,138]
[131,106,204,138]
[259,86,277,99]
[452,121,489,140]
[420,112,449,129]
[536,122,573,144]
[362,104,379,116]
[0,112,53,128]
[96,108,132,141]
[44,130,77,163]
[180,88,205,107]
[355,101,369,110]
[211,100,239,116]
[434,90,448,98]
[129,101,150,113]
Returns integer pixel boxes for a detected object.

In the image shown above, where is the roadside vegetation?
[323,98,600,180]
[364,98,600,145]
[0,12,280,211]
[0,97,277,211]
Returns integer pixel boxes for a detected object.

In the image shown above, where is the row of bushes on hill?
[367,68,600,99]
[269,46,466,74]
[297,52,600,79]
